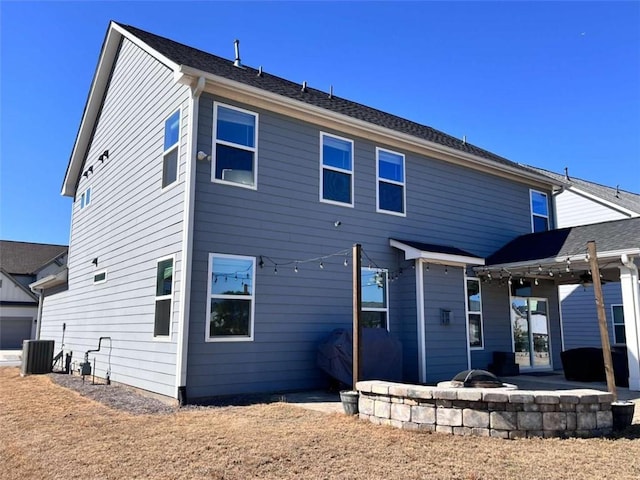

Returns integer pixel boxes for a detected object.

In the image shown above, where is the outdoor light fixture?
[197,151,211,161]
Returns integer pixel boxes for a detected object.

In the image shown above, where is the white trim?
[376,147,406,217]
[319,132,355,207]
[29,269,68,291]
[390,239,485,266]
[161,108,181,190]
[153,255,175,339]
[465,277,484,352]
[530,189,550,232]
[212,102,258,190]
[611,304,626,345]
[416,259,427,383]
[205,253,256,342]
[566,186,640,218]
[176,77,204,397]
[93,270,107,285]
[361,268,390,331]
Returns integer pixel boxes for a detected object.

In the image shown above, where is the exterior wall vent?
[20,339,54,376]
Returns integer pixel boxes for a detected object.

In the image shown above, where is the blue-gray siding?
[40,38,191,397]
[185,93,548,398]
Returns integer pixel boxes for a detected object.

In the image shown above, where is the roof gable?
[0,240,68,275]
[63,21,559,197]
[0,269,38,302]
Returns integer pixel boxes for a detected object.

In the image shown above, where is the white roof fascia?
[29,269,68,292]
[563,186,640,218]
[482,248,640,272]
[178,65,560,190]
[390,239,485,266]
[62,22,182,197]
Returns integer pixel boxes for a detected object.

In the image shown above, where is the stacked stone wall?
[356,381,613,439]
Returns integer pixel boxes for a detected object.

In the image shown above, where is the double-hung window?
[361,268,389,329]
[320,133,354,206]
[207,254,256,341]
[376,148,405,215]
[79,187,91,209]
[162,110,180,188]
[530,190,549,232]
[154,257,174,337]
[612,305,626,344]
[213,103,258,188]
[466,278,484,348]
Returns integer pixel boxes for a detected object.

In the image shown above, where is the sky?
[1,1,639,246]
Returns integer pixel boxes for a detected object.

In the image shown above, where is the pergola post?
[587,241,617,400]
[619,256,640,391]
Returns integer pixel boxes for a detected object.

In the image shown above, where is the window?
[93,270,107,284]
[376,148,405,215]
[530,190,549,232]
[612,305,626,344]
[361,268,388,329]
[162,110,180,188]
[154,257,174,337]
[79,187,91,209]
[207,254,256,341]
[213,103,258,188]
[466,278,483,348]
[321,133,353,206]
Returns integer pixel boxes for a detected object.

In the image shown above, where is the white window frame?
[320,132,354,207]
[611,304,626,344]
[212,102,258,190]
[361,268,390,330]
[529,189,549,233]
[93,270,107,285]
[153,255,175,339]
[376,147,406,216]
[206,253,256,342]
[79,186,92,209]
[162,109,181,190]
[465,276,484,350]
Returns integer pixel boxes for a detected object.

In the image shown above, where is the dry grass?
[1,367,640,480]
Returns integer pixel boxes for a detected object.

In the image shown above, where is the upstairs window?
[361,268,388,329]
[321,133,353,206]
[207,254,256,341]
[530,190,549,232]
[213,103,258,188]
[377,148,405,215]
[79,187,91,209]
[612,305,626,344]
[162,110,180,188]
[154,257,174,337]
[466,278,484,349]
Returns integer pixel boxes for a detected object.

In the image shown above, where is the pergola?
[476,217,640,391]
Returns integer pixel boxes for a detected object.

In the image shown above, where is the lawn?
[1,367,639,479]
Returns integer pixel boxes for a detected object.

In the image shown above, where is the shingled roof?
[527,166,640,214]
[485,217,640,266]
[117,23,543,174]
[0,240,67,275]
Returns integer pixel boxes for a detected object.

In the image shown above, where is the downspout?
[34,288,44,340]
[415,259,427,383]
[175,76,205,404]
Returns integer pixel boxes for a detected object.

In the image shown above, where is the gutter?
[29,269,68,340]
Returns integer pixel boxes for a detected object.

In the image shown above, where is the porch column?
[619,256,640,391]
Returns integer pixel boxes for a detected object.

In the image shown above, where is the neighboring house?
[0,241,67,349]
[527,166,640,352]
[37,22,638,402]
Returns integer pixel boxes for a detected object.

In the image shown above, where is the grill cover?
[317,328,402,386]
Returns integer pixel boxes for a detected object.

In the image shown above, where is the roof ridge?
[527,165,640,196]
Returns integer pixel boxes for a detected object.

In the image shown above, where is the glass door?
[511,297,550,369]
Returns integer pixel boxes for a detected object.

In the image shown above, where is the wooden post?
[587,241,617,401]
[352,243,362,389]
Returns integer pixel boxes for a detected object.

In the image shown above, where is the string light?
[344,257,348,267]
[294,263,298,273]
[319,261,324,269]
[534,278,539,286]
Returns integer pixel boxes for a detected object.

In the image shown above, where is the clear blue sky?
[1,1,639,245]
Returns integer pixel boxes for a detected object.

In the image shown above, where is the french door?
[511,297,551,369]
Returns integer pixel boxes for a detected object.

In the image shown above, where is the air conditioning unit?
[20,340,55,376]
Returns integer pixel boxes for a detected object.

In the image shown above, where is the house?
[526,166,640,352]
[37,22,639,403]
[0,240,67,349]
